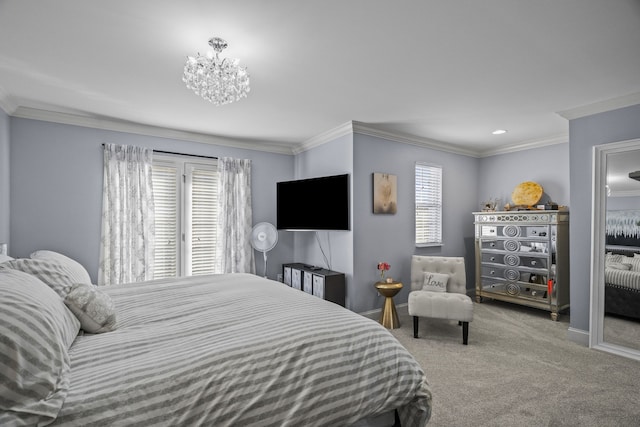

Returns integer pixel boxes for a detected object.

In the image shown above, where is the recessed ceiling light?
[492,129,507,135]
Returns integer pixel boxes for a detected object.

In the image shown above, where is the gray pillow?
[30,250,92,284]
[0,269,80,426]
[64,282,117,333]
[0,258,76,298]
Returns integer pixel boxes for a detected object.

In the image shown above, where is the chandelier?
[182,37,250,106]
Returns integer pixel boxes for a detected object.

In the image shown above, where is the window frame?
[152,153,219,278]
[415,161,443,247]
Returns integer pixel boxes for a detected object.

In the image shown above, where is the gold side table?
[375,281,403,329]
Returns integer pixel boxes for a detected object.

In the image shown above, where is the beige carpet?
[604,315,640,351]
[386,300,640,427]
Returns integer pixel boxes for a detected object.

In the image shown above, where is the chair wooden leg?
[413,316,419,338]
[462,321,469,345]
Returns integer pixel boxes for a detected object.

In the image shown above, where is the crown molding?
[557,92,640,120]
[295,120,570,159]
[10,106,296,155]
[8,104,576,159]
[0,87,17,116]
[477,133,568,158]
[294,121,354,155]
[351,121,479,157]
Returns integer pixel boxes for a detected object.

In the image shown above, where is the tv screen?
[277,174,350,230]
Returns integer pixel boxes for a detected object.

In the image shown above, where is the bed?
[605,210,640,321]
[0,254,432,427]
[604,249,640,321]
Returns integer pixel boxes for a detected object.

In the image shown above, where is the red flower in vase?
[377,262,390,280]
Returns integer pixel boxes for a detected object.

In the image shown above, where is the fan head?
[250,222,278,252]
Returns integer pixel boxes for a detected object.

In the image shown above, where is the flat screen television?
[277,174,350,230]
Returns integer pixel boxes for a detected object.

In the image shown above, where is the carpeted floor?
[386,300,640,427]
[604,315,640,351]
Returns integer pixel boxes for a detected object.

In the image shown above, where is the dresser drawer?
[480,239,550,254]
[481,252,549,269]
[480,278,549,300]
[481,265,523,281]
[480,239,521,252]
[478,224,550,238]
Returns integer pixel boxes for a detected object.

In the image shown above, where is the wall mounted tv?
[277,174,350,230]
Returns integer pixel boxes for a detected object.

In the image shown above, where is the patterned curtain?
[218,157,255,274]
[98,144,155,285]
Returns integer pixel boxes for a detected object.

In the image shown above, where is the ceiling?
[607,150,640,195]
[1,0,639,156]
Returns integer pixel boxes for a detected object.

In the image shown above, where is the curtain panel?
[99,144,155,285]
[217,157,255,274]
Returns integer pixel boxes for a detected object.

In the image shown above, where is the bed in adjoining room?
[605,209,640,321]
[0,253,432,427]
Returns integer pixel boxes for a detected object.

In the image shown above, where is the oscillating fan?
[250,222,278,278]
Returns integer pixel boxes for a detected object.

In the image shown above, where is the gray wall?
[9,118,294,283]
[478,143,570,209]
[290,131,480,313]
[607,196,640,211]
[569,103,640,334]
[292,133,355,306]
[0,108,8,245]
[12,110,623,330]
[352,133,479,313]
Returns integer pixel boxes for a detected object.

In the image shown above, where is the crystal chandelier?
[182,37,250,106]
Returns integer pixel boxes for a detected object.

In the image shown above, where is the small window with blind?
[415,162,443,247]
[152,155,220,278]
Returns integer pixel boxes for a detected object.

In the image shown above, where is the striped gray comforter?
[605,269,640,291]
[51,273,432,426]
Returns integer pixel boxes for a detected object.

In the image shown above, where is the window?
[152,155,219,278]
[415,162,442,246]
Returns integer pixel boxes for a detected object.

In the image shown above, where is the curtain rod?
[153,149,218,160]
[101,144,217,160]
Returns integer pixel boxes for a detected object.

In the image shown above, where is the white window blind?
[152,163,180,278]
[415,162,443,246]
[152,156,219,278]
[185,164,219,275]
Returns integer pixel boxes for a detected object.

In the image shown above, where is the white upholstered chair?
[407,255,474,345]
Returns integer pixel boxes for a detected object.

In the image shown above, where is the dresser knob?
[531,260,537,266]
[490,256,495,261]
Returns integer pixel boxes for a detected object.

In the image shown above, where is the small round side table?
[375,281,403,329]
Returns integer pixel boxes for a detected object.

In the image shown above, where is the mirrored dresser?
[473,210,570,320]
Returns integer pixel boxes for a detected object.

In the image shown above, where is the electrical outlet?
[277,273,283,282]
[0,243,7,256]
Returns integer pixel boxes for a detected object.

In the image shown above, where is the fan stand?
[250,222,278,280]
[261,250,268,279]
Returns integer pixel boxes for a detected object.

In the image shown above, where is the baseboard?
[359,303,407,321]
[567,327,589,346]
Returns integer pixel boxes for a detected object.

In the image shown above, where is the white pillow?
[606,262,632,271]
[0,254,13,263]
[64,283,117,333]
[628,256,640,272]
[422,272,449,292]
[30,250,92,284]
